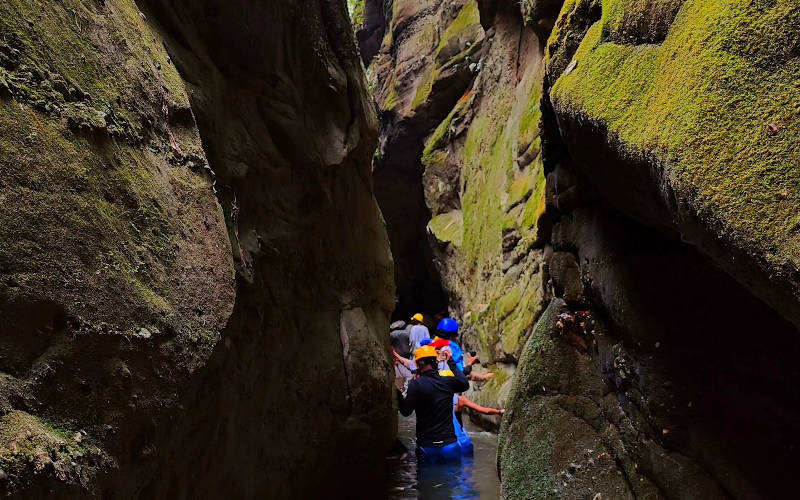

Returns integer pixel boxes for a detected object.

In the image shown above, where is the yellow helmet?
[411,313,424,322]
[414,345,438,361]
[439,369,454,377]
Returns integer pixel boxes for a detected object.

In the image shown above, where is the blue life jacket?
[448,341,464,373]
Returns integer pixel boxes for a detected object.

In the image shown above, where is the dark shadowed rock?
[0,0,394,497]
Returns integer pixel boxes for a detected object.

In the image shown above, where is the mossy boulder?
[498,299,665,499]
[546,0,800,326]
[428,210,464,246]
[0,0,235,493]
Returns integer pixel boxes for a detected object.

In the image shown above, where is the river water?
[384,414,501,499]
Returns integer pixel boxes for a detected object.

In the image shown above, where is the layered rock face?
[0,0,393,497]
[363,0,800,497]
[364,0,486,318]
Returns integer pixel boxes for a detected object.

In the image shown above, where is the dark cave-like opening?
[543,150,800,496]
[373,132,449,322]
[581,201,800,497]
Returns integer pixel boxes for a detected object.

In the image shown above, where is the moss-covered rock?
[1,0,394,497]
[363,0,487,319]
[419,8,549,373]
[428,210,464,246]
[0,0,235,493]
[498,299,667,499]
[547,0,800,326]
[0,411,108,491]
[379,0,484,117]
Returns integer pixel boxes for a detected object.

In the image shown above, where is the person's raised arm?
[398,380,417,416]
[393,349,412,369]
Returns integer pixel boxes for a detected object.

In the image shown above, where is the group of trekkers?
[390,314,504,465]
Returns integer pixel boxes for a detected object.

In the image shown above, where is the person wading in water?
[396,345,470,464]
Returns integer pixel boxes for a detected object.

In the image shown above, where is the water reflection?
[387,414,500,499]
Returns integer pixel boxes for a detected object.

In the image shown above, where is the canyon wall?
[360,0,800,497]
[0,0,394,497]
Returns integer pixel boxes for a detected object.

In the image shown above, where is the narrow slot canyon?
[0,0,798,499]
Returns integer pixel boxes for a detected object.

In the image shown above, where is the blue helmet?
[437,318,459,333]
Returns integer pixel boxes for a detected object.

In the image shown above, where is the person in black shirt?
[397,345,470,464]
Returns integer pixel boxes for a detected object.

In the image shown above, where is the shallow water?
[385,414,501,499]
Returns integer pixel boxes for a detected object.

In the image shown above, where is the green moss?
[549,0,800,270]
[498,300,566,497]
[0,410,96,483]
[411,1,482,111]
[498,302,563,500]
[501,271,544,355]
[498,400,559,500]
[490,364,511,389]
[411,65,438,110]
[0,0,231,348]
[436,1,481,54]
[428,210,464,246]
[347,0,365,27]
[502,204,524,231]
[461,112,510,279]
[0,0,189,130]
[517,82,543,148]
[507,174,537,208]
[521,165,547,230]
[421,96,469,165]
[426,29,549,365]
[384,83,398,111]
[499,298,607,498]
[496,286,522,318]
[0,411,67,457]
[472,364,512,409]
[425,150,449,168]
[603,0,686,43]
[0,92,174,332]
[501,316,529,357]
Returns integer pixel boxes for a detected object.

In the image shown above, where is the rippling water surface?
[385,414,501,499]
